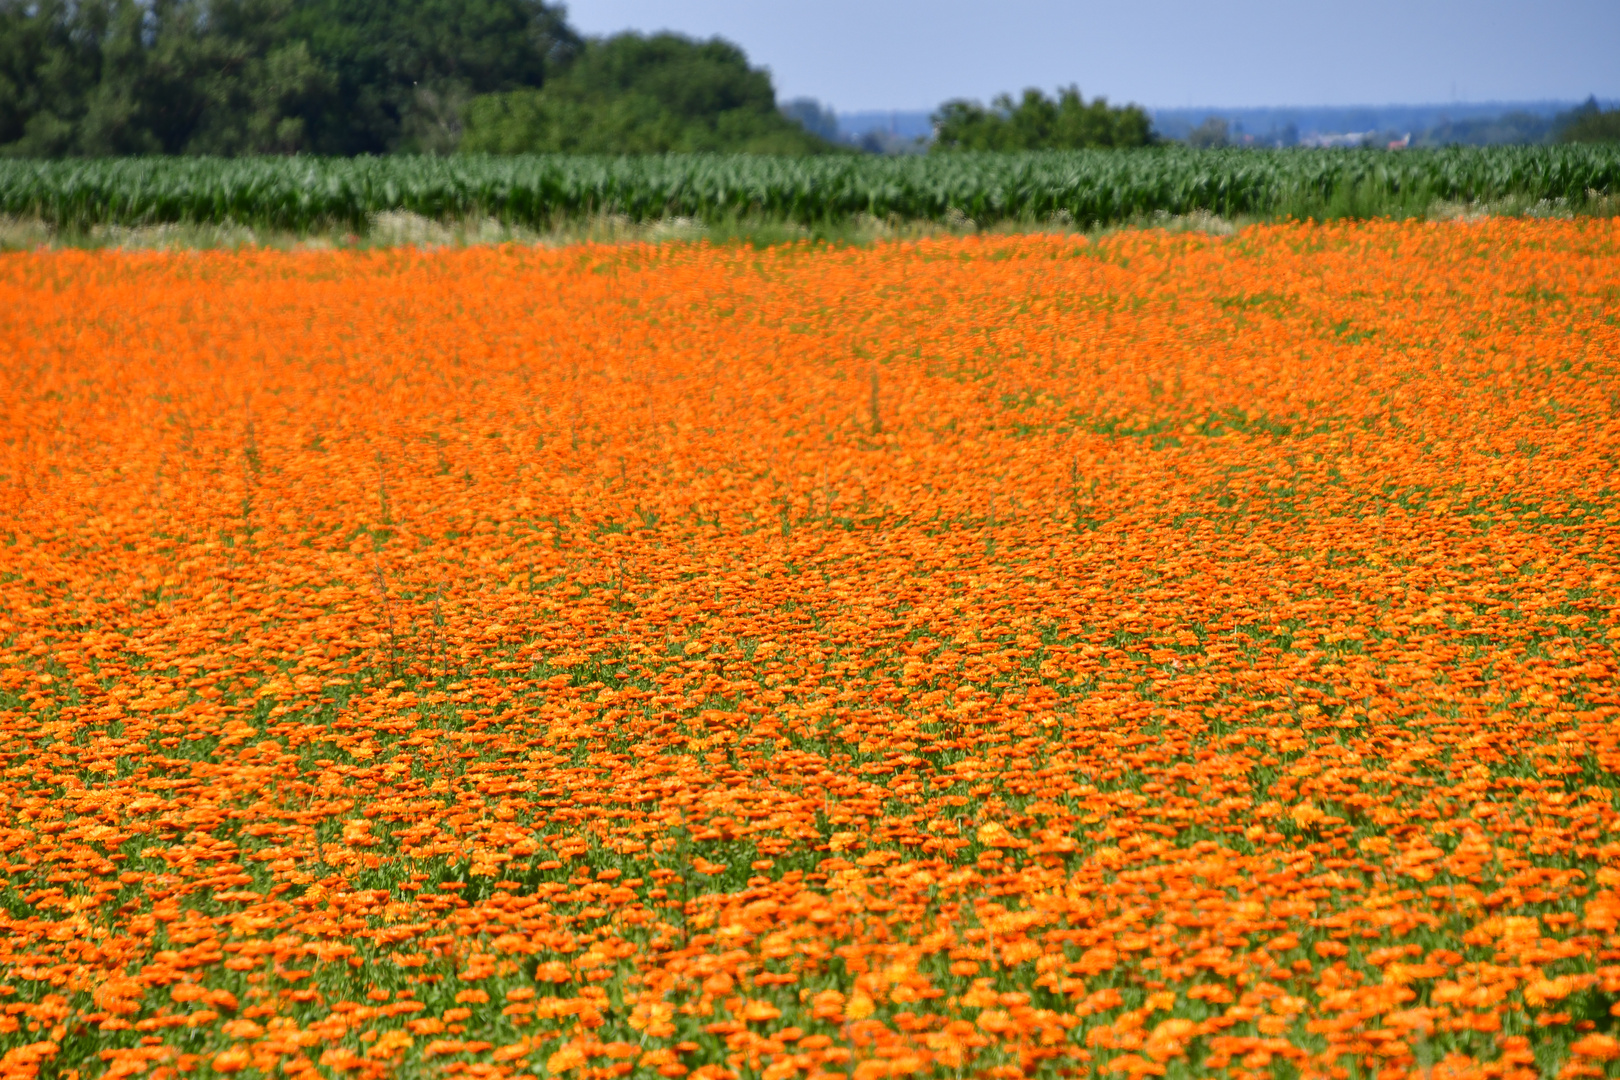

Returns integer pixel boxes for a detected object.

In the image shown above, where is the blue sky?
[566,0,1620,113]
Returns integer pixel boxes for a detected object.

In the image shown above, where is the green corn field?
[2,146,1618,232]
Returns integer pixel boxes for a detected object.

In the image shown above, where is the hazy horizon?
[566,0,1620,114]
[835,99,1606,119]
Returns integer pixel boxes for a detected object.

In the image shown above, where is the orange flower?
[741,1000,782,1022]
[211,1049,252,1074]
[545,1045,587,1072]
[1571,1034,1620,1061]
[0,219,1617,1080]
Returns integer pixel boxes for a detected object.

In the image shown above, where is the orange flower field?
[1,219,1618,1080]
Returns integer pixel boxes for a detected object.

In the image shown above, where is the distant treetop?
[1557,98,1620,144]
[781,99,840,144]
[932,88,1156,152]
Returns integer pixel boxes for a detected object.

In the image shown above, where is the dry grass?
[0,210,1250,252]
[2,197,1616,252]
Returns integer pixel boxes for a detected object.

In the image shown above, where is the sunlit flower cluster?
[0,219,1617,1080]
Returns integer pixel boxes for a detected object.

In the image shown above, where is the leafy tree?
[0,0,574,156]
[0,0,104,155]
[931,87,1154,151]
[0,0,328,156]
[287,0,578,154]
[1556,97,1620,144]
[461,32,833,154]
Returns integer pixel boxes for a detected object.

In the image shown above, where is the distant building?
[1299,131,1385,148]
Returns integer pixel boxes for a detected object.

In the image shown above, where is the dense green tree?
[931,87,1154,152]
[287,0,578,154]
[460,32,833,154]
[0,0,101,155]
[0,0,575,156]
[0,0,329,156]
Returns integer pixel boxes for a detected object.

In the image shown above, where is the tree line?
[17,1,1603,158]
[0,0,1170,156]
[1557,99,1620,145]
[0,0,830,156]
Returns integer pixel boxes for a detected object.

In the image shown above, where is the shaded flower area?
[0,220,1618,1080]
